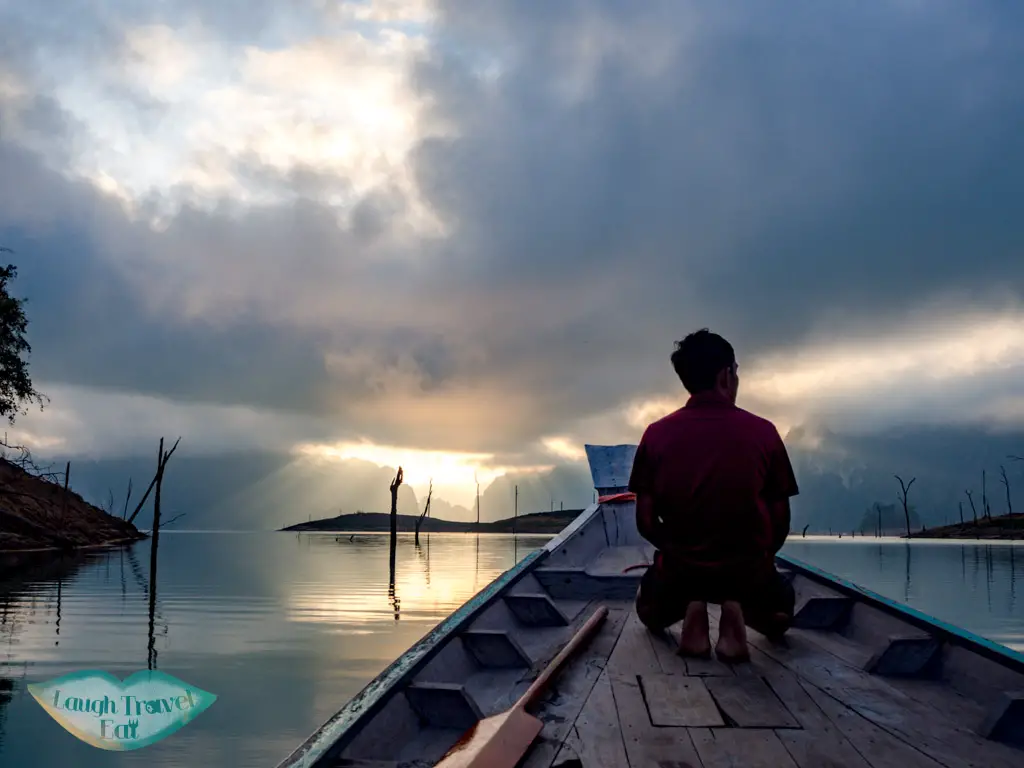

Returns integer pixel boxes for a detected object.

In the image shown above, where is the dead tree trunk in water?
[127,438,180,525]
[121,478,133,520]
[983,470,991,520]
[895,475,916,538]
[959,501,964,525]
[389,467,403,581]
[966,490,979,525]
[415,479,432,545]
[147,436,180,670]
[1000,465,1013,516]
[61,461,70,524]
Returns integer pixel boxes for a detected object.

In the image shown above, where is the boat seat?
[792,595,854,630]
[404,682,483,730]
[503,592,570,627]
[460,629,531,668]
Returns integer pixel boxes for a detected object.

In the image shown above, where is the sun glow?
[292,440,515,507]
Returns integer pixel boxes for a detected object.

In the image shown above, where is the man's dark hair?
[670,329,736,394]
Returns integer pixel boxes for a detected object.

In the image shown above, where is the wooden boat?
[277,445,1024,768]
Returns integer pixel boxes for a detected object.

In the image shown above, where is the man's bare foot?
[678,601,712,658]
[715,601,750,663]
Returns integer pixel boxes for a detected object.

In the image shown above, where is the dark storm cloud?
[2,0,1024,457]
[0,140,334,413]
[415,0,1024,351]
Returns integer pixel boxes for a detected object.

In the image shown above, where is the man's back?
[630,328,799,655]
[629,390,797,573]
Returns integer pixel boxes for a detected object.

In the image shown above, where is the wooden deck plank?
[647,615,737,678]
[609,673,703,768]
[751,630,1024,768]
[776,730,872,768]
[801,630,1002,741]
[642,675,724,727]
[605,610,663,677]
[745,644,931,768]
[685,656,736,677]
[745,647,842,732]
[519,603,630,768]
[551,670,629,768]
[647,623,692,676]
[690,728,798,768]
[704,676,799,728]
[796,678,944,768]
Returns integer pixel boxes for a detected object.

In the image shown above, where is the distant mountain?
[35,449,593,531]
[35,422,1023,534]
[479,463,595,521]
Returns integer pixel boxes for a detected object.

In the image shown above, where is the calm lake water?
[1,532,1022,766]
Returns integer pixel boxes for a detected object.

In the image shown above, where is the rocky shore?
[0,457,145,552]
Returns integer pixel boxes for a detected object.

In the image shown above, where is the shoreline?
[906,512,1023,541]
[0,533,146,556]
[280,509,582,535]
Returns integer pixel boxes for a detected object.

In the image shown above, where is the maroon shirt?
[628,391,799,574]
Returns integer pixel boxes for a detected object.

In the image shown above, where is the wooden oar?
[435,605,610,768]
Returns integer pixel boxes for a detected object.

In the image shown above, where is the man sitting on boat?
[628,329,798,661]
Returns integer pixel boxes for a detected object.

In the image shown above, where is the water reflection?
[783,538,1023,650]
[0,534,1021,766]
[0,533,549,766]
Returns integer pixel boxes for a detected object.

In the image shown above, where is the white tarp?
[584,444,638,490]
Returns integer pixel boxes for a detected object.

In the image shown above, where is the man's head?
[670,329,739,402]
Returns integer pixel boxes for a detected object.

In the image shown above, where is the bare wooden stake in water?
[514,485,518,534]
[513,484,518,561]
[147,435,180,670]
[983,469,991,520]
[415,479,432,545]
[1000,465,1013,516]
[61,460,70,523]
[122,478,133,520]
[389,466,403,580]
[127,438,180,525]
[894,474,916,538]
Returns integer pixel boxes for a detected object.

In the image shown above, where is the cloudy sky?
[1,0,1023,510]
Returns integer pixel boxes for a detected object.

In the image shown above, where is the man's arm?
[630,429,670,551]
[636,493,671,552]
[768,498,791,554]
[763,427,799,554]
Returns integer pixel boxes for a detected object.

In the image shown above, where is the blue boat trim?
[778,552,1024,674]
[276,546,548,768]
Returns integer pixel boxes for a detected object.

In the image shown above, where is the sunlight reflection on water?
[0,532,1021,766]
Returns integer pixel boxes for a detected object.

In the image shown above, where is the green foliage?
[0,256,46,423]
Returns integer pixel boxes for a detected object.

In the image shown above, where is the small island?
[280,509,582,534]
[908,512,1024,540]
